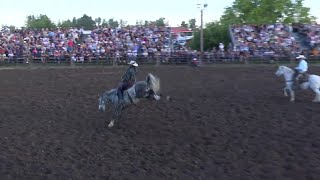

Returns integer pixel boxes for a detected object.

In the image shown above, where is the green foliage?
[119,19,127,27]
[75,14,96,29]
[72,17,77,26]
[144,20,149,27]
[180,21,188,28]
[155,17,166,27]
[26,14,56,29]
[108,18,119,28]
[57,19,74,28]
[221,0,315,25]
[95,17,102,26]
[190,22,230,51]
[101,19,108,26]
[188,19,196,30]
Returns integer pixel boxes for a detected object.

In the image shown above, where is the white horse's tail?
[146,73,160,94]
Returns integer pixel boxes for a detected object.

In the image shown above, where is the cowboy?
[293,54,308,89]
[117,60,138,105]
[191,58,199,67]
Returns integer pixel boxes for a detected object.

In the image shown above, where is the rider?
[117,60,138,105]
[293,54,308,89]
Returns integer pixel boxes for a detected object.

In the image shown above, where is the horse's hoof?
[108,122,114,128]
[154,95,161,100]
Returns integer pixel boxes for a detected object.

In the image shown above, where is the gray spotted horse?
[98,73,161,128]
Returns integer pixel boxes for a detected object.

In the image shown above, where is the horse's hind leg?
[311,88,320,102]
[289,88,295,102]
[283,87,288,96]
[108,119,115,128]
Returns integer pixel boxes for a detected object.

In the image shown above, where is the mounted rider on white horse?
[275,54,320,102]
[292,54,308,90]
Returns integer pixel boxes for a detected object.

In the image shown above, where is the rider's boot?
[293,79,300,90]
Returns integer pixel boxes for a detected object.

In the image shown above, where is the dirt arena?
[0,65,320,179]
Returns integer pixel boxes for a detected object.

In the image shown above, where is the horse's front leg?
[283,86,288,97]
[289,86,295,102]
[108,105,122,128]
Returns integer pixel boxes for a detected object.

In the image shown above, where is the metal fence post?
[113,55,117,67]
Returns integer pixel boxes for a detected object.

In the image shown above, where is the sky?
[0,0,319,28]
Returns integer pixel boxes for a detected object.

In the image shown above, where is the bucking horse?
[98,73,161,128]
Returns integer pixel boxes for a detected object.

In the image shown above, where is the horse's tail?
[146,73,160,94]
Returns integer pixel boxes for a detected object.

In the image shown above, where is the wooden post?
[113,55,117,67]
[156,52,160,66]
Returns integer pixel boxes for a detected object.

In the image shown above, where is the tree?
[76,14,95,29]
[101,19,108,27]
[95,17,102,26]
[180,21,188,28]
[144,20,150,27]
[72,17,77,26]
[108,18,119,28]
[221,0,314,24]
[188,19,196,30]
[155,17,166,27]
[290,0,314,23]
[190,22,229,51]
[59,19,74,28]
[26,14,56,29]
[119,19,127,27]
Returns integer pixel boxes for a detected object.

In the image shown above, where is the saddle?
[296,73,309,84]
[117,85,139,104]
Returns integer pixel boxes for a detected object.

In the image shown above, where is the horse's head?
[98,95,106,112]
[275,66,292,77]
[275,66,285,76]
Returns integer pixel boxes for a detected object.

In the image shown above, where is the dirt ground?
[0,65,320,180]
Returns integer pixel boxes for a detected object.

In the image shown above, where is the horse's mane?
[101,88,117,98]
[280,65,294,73]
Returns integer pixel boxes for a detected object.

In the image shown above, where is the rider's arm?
[296,61,303,70]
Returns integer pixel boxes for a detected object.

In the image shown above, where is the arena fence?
[1,55,320,67]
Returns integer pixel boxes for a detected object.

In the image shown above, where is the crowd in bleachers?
[1,23,320,64]
[231,23,320,58]
[294,23,320,49]
[231,23,301,57]
[0,25,175,63]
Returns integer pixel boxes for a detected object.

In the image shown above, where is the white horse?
[275,65,320,102]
